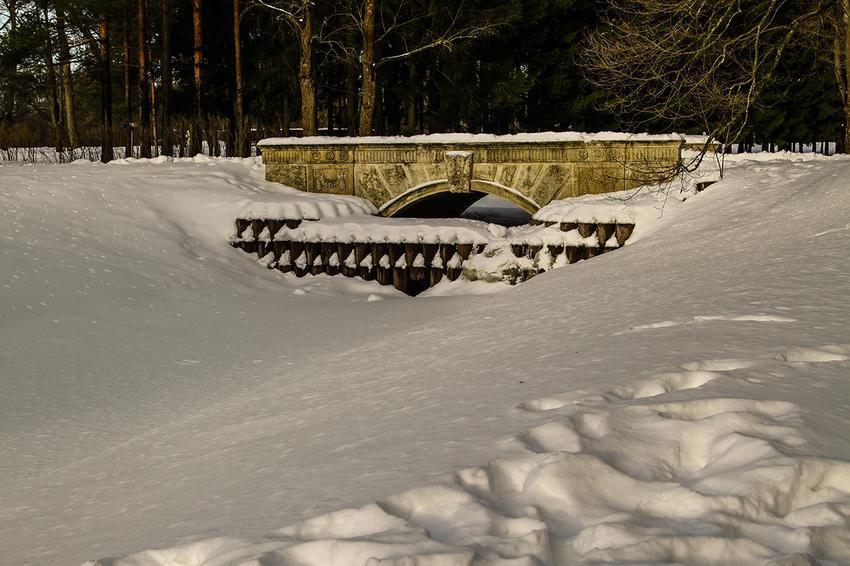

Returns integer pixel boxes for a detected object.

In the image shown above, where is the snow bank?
[272,216,496,245]
[236,194,377,221]
[257,131,696,146]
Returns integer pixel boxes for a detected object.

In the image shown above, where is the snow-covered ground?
[1,151,849,566]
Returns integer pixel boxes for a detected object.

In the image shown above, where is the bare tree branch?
[583,0,843,156]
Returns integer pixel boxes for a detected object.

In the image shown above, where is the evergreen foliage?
[0,0,845,156]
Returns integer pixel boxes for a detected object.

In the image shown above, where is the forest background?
[0,0,847,162]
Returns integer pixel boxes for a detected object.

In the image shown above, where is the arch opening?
[379,180,540,222]
[392,191,489,218]
[461,195,532,227]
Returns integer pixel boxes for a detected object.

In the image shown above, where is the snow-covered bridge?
[257,132,687,218]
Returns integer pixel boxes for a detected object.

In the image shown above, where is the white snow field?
[1,151,849,566]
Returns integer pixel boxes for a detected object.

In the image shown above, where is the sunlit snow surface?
[1,152,849,566]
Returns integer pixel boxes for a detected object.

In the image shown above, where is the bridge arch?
[378,180,541,218]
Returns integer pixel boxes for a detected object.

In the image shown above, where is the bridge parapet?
[257,133,689,217]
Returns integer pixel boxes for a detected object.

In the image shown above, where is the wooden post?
[290,240,306,276]
[577,223,597,238]
[373,243,391,285]
[355,242,373,280]
[321,242,336,275]
[457,243,474,260]
[615,224,635,245]
[565,246,582,263]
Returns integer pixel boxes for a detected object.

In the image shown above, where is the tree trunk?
[404,61,417,135]
[2,0,18,132]
[99,13,114,162]
[344,24,358,135]
[138,0,152,158]
[45,55,63,150]
[282,97,290,136]
[42,7,64,151]
[358,0,376,136]
[835,0,850,154]
[56,9,79,149]
[233,0,247,156]
[161,0,173,157]
[346,64,358,136]
[192,0,203,154]
[299,2,317,136]
[123,2,133,158]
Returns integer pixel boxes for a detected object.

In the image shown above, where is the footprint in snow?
[775,344,850,363]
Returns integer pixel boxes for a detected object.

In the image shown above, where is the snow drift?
[1,151,849,566]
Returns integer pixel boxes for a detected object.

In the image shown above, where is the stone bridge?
[257,133,688,218]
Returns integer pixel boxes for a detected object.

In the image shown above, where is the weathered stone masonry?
[239,134,692,295]
[257,135,685,218]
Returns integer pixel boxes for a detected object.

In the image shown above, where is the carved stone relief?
[472,163,498,184]
[266,164,307,192]
[405,164,433,188]
[445,151,474,193]
[355,167,391,204]
[531,164,572,205]
[311,165,353,195]
[577,165,629,194]
[260,138,683,213]
[378,164,411,197]
[512,164,545,194]
[495,164,517,188]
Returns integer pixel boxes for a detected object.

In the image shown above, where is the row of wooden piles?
[510,220,636,270]
[232,218,636,296]
[233,218,483,295]
[527,218,635,245]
